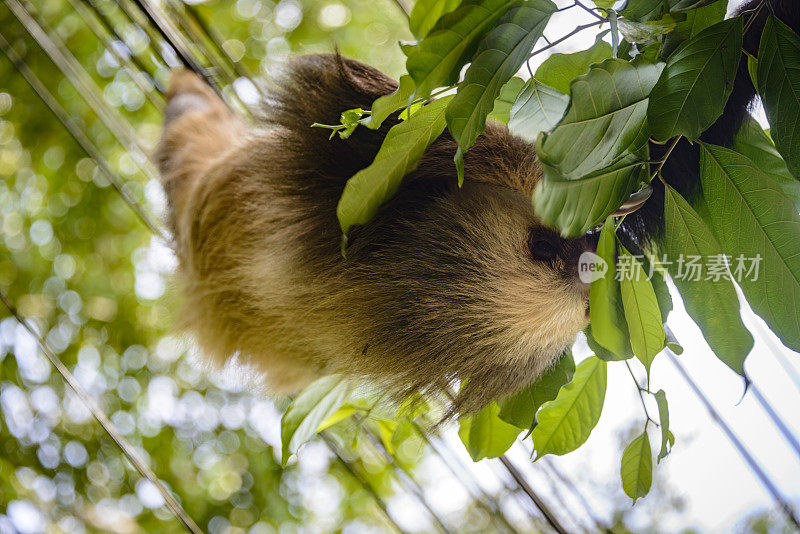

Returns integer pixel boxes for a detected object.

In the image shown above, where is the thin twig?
[574,0,605,21]
[652,136,682,182]
[318,432,408,534]
[624,361,659,427]
[529,22,602,59]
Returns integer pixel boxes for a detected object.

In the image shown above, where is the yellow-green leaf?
[620,431,653,503]
[619,247,665,374]
[531,356,607,457]
[458,402,520,461]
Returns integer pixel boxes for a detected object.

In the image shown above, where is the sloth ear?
[263,53,398,128]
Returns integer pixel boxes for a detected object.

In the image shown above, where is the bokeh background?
[1,0,799,532]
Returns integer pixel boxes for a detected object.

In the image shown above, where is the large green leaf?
[409,0,463,39]
[620,431,653,503]
[619,247,665,374]
[536,57,662,180]
[661,183,752,375]
[363,74,416,130]
[337,96,453,236]
[700,143,800,353]
[458,401,521,461]
[507,79,569,142]
[498,351,576,430]
[620,0,668,22]
[533,152,649,237]
[447,0,555,180]
[661,0,726,58]
[405,0,521,99]
[654,389,673,462]
[757,15,800,176]
[534,40,612,95]
[648,18,743,141]
[589,218,630,357]
[531,356,607,457]
[732,119,800,207]
[487,76,526,123]
[281,375,351,465]
[532,57,662,236]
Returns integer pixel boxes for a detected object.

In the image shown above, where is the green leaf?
[621,0,669,22]
[586,324,632,361]
[488,76,526,124]
[458,402,521,461]
[589,218,630,357]
[316,404,359,432]
[337,96,453,236]
[405,0,521,99]
[364,75,416,130]
[661,183,752,375]
[747,53,758,92]
[732,119,800,208]
[661,0,726,58]
[670,0,720,11]
[447,0,556,178]
[371,418,399,455]
[619,247,665,374]
[654,389,672,462]
[700,143,800,353]
[591,0,615,9]
[648,17,743,141]
[757,15,800,176]
[620,431,653,503]
[410,0,463,39]
[536,57,663,180]
[531,356,607,457]
[534,40,612,95]
[507,79,569,142]
[533,153,649,237]
[281,375,351,465]
[533,57,663,236]
[647,256,673,322]
[498,351,576,430]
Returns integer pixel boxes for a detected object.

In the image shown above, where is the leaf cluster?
[300,0,800,506]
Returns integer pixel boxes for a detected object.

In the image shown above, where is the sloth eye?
[528,233,560,263]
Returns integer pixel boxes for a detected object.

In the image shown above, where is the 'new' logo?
[578,252,607,284]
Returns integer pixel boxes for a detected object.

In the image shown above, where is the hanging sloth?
[156,0,794,413]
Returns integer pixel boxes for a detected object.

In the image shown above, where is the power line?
[0,30,167,241]
[0,289,204,534]
[666,347,800,529]
[65,0,165,108]
[6,0,156,169]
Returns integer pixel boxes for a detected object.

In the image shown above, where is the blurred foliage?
[0,0,432,532]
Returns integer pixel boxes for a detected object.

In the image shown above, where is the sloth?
[156,0,792,413]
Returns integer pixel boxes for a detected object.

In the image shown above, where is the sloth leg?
[156,70,244,235]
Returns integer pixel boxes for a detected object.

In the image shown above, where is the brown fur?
[156,54,592,413]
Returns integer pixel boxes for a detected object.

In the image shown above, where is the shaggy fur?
[156,55,592,413]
